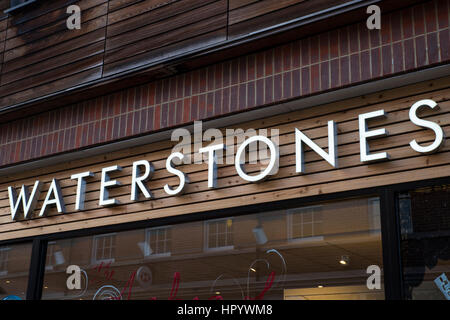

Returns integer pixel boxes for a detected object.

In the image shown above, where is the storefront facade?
[0,0,449,300]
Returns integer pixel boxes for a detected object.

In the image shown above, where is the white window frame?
[144,226,171,259]
[287,205,324,243]
[0,247,10,276]
[204,218,234,252]
[91,233,117,265]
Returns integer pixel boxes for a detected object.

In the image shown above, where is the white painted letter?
[199,143,226,188]
[131,160,154,201]
[359,110,389,162]
[296,121,338,173]
[164,153,189,196]
[235,136,278,183]
[99,165,122,206]
[71,171,94,211]
[8,181,42,220]
[409,99,445,154]
[39,179,66,217]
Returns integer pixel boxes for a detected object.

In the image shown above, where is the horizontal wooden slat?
[106,1,227,51]
[108,0,149,12]
[2,28,106,74]
[5,2,108,51]
[104,7,227,64]
[229,0,304,25]
[107,0,181,27]
[103,27,227,77]
[1,41,105,86]
[0,54,104,97]
[0,66,103,107]
[228,0,352,39]
[3,15,107,62]
[8,0,80,26]
[6,0,107,41]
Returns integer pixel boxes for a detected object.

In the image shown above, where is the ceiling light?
[252,226,268,245]
[339,255,350,265]
[250,267,256,272]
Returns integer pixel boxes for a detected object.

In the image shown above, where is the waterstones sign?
[7,99,445,221]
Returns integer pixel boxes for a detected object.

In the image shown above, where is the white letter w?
[8,181,42,220]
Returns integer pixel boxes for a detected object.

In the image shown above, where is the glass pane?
[41,196,384,300]
[398,185,450,300]
[0,242,32,300]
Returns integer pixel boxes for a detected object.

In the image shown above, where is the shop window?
[144,227,171,258]
[287,206,323,241]
[205,218,234,251]
[92,233,116,264]
[0,243,33,300]
[41,196,384,300]
[398,184,450,300]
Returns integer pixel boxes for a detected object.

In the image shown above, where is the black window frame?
[1,175,449,300]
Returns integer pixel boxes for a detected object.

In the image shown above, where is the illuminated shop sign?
[6,99,445,221]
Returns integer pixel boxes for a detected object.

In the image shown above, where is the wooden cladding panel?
[0,78,449,240]
[0,0,388,109]
[0,0,10,76]
[103,0,228,77]
[0,0,107,107]
[229,0,305,25]
[228,0,353,39]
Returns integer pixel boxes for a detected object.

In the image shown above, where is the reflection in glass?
[398,185,450,300]
[0,242,32,300]
[41,197,384,300]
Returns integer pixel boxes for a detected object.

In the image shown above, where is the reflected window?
[288,206,323,241]
[144,227,171,257]
[205,218,234,251]
[368,197,381,233]
[45,241,55,271]
[92,233,116,264]
[0,247,10,276]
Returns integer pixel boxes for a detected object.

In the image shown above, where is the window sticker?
[434,273,450,300]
